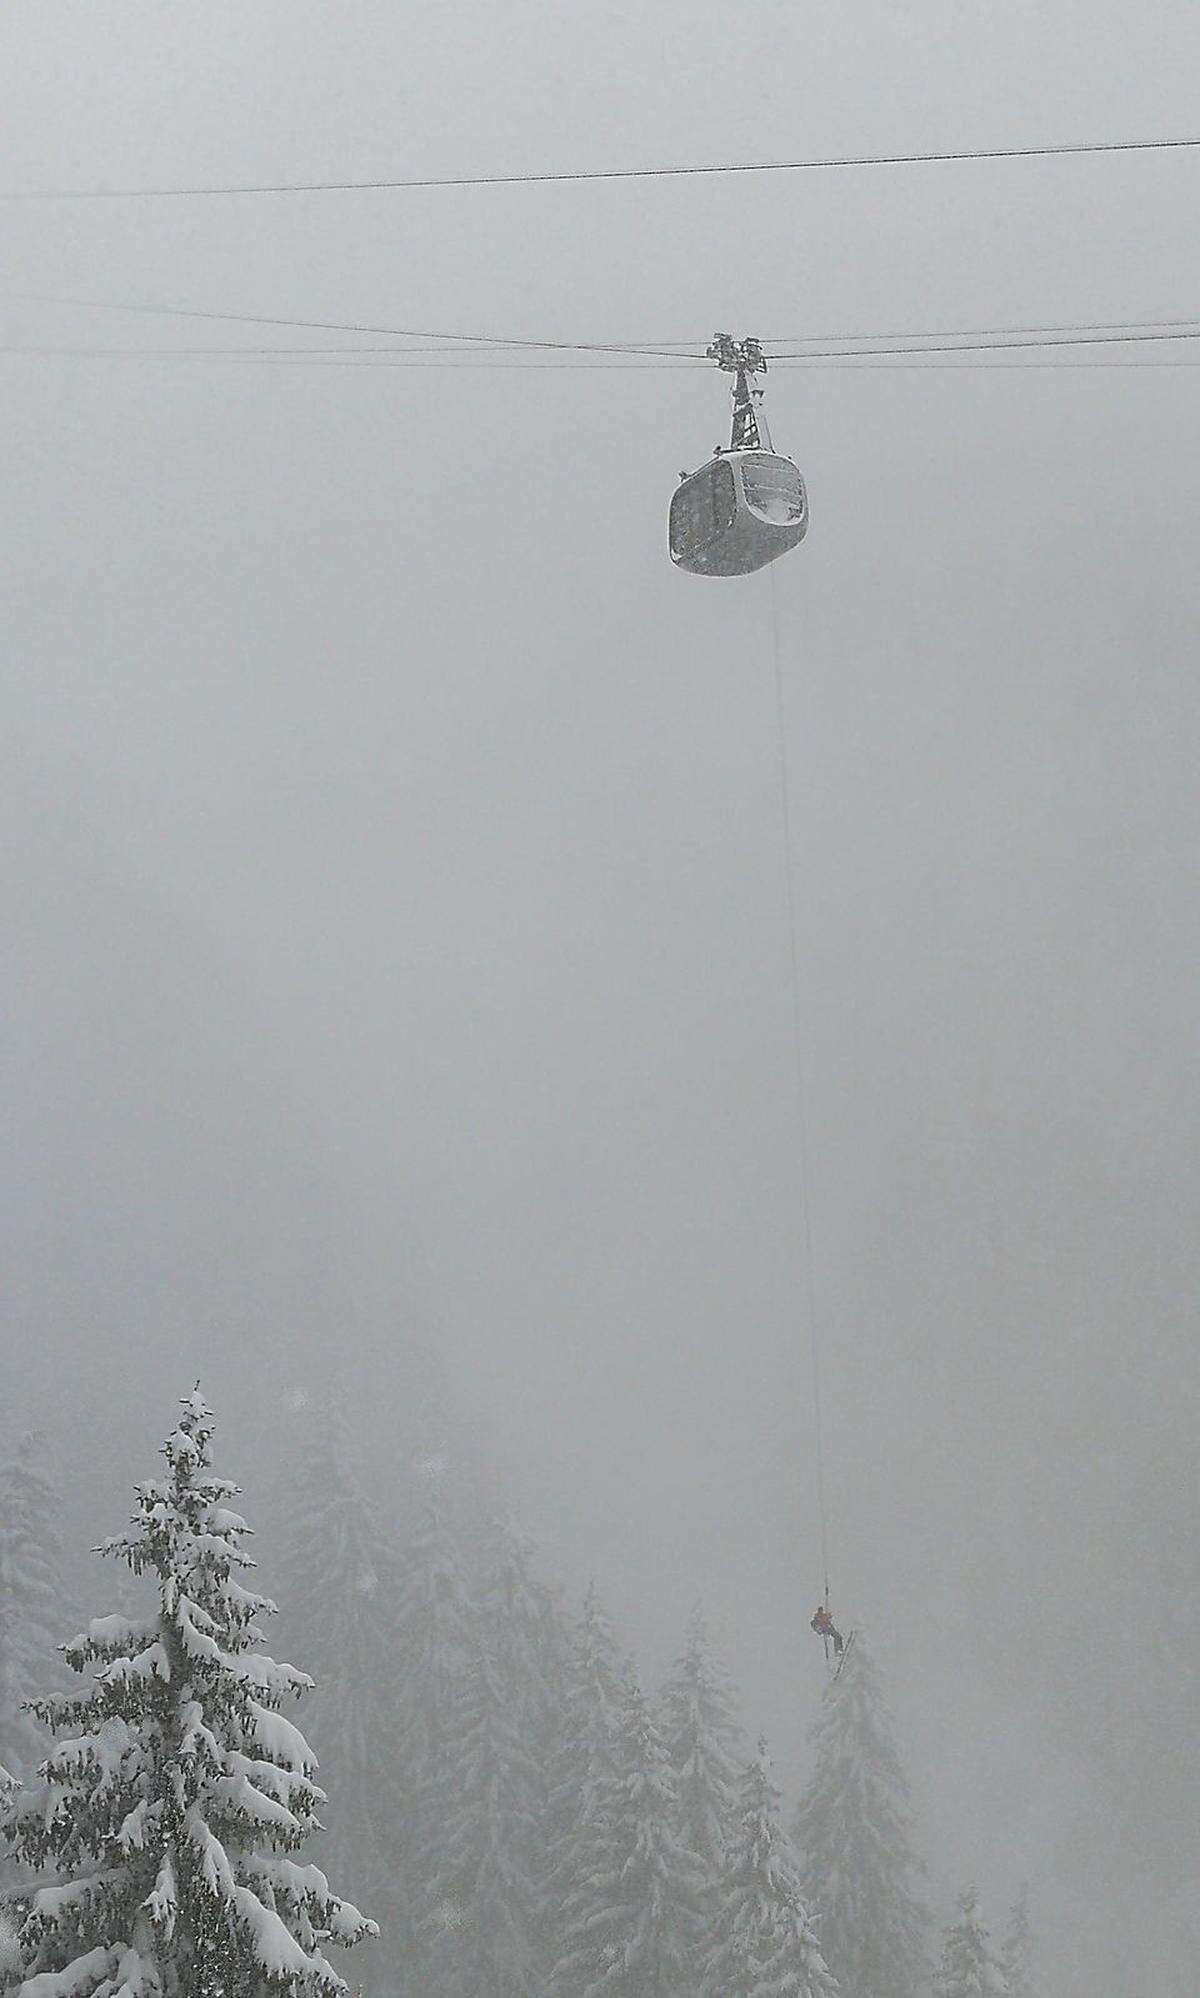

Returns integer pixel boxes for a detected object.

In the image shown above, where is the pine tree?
[473,1511,565,1756]
[999,1885,1037,1998]
[270,1395,396,1996]
[383,1471,475,1983]
[275,1397,393,1897]
[550,1683,705,1998]
[0,1433,70,1787]
[936,1888,1007,1998]
[701,1744,837,1998]
[659,1605,743,1883]
[393,1479,473,1782]
[0,1767,19,1977]
[0,1387,377,1996]
[544,1585,627,1863]
[425,1636,541,1998]
[539,1584,629,1983]
[791,1637,929,1998]
[424,1516,562,1998]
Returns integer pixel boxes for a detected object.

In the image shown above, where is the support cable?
[7,285,1200,363]
[8,130,1200,200]
[767,565,832,1608]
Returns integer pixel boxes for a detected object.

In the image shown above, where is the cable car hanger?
[707,332,772,449]
[670,334,809,577]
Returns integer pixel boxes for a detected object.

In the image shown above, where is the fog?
[3,6,1199,1994]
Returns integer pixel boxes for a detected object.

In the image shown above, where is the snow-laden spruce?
[999,1886,1037,1998]
[0,1433,71,1790]
[385,1477,474,1984]
[423,1516,560,1998]
[275,1396,392,1898]
[543,1583,627,1874]
[791,1636,929,1998]
[700,1744,836,1998]
[0,1388,376,1997]
[549,1683,705,1998]
[936,1888,1008,1998]
[0,1764,18,1966]
[538,1584,629,1986]
[659,1604,743,1882]
[392,1483,473,1784]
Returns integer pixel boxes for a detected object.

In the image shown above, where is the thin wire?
[762,311,1200,349]
[8,345,1200,374]
[0,342,561,359]
[0,287,705,357]
[0,343,703,365]
[8,132,1200,199]
[9,352,1200,377]
[231,353,1200,373]
[235,329,1200,366]
[772,357,1200,370]
[8,285,1200,363]
[772,325,1200,359]
[767,565,831,1607]
[0,349,708,371]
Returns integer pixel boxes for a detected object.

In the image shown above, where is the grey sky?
[4,5,1200,1993]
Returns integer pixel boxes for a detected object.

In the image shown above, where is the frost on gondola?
[670,334,808,577]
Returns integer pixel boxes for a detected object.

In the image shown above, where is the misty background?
[3,5,1199,1993]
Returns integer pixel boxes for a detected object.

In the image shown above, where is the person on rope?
[811,1603,845,1656]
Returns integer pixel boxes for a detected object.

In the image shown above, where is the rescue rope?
[767,565,832,1609]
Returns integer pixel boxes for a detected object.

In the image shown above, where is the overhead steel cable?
[0,287,706,356]
[0,348,708,369]
[12,347,1200,374]
[762,311,1200,349]
[7,131,1200,200]
[771,325,1200,359]
[0,343,705,361]
[7,286,1200,363]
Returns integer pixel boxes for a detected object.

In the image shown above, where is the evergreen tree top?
[660,1603,742,1878]
[795,1634,919,1841]
[2,1387,377,1998]
[475,1514,561,1703]
[542,1583,629,1899]
[937,1888,1008,1998]
[792,1635,930,1998]
[0,1429,70,1788]
[1000,1885,1037,1998]
[550,1684,706,1998]
[702,1743,837,1998]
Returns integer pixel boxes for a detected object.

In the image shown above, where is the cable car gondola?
[670,334,808,577]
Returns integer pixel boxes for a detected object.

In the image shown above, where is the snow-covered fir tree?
[0,1868,19,1990]
[424,1634,540,1998]
[0,1765,19,1976]
[999,1886,1037,1998]
[383,1468,475,1984]
[791,1637,930,1998]
[472,1511,565,1756]
[701,1743,837,1998]
[274,1396,393,1898]
[0,1432,70,1788]
[937,1888,1008,1998]
[538,1584,629,1982]
[550,1683,705,1998]
[544,1584,626,1865]
[659,1604,743,1884]
[0,1387,377,1997]
[423,1515,563,1998]
[392,1474,473,1784]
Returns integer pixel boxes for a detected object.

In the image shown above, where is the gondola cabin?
[671,333,808,578]
[670,449,807,577]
